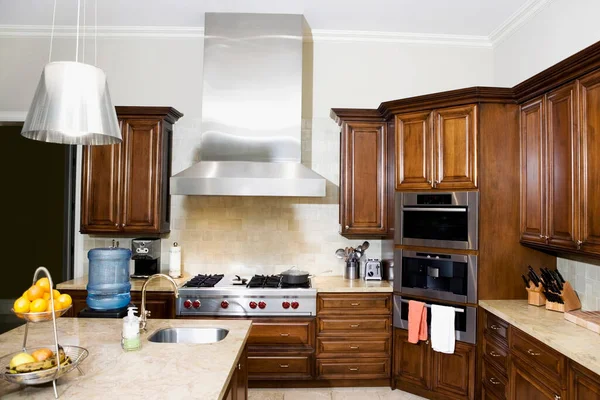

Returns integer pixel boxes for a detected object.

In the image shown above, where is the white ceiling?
[0,0,536,37]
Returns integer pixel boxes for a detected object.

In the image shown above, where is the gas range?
[176,274,317,317]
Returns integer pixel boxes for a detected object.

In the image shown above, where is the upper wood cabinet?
[395,104,478,191]
[339,120,388,238]
[81,107,182,235]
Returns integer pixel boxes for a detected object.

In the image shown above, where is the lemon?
[9,353,35,369]
[57,294,72,310]
[30,298,48,313]
[13,297,30,313]
[35,277,51,293]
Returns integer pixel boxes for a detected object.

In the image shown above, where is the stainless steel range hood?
[171,13,326,197]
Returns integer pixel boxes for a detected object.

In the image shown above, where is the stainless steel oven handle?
[403,207,467,212]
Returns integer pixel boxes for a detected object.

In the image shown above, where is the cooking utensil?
[335,249,346,259]
[280,268,310,285]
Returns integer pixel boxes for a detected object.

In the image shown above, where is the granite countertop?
[312,276,393,292]
[0,318,251,400]
[480,299,600,375]
[57,274,190,292]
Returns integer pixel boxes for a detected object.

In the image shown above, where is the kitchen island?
[0,318,251,399]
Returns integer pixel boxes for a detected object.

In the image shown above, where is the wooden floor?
[248,387,428,399]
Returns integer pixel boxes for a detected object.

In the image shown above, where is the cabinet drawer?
[484,311,509,344]
[317,294,391,315]
[510,327,566,383]
[248,355,312,379]
[316,358,390,380]
[316,337,390,358]
[248,321,312,347]
[483,359,507,399]
[483,335,509,374]
[317,317,391,335]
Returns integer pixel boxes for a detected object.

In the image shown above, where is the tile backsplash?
[557,257,600,311]
[81,118,383,278]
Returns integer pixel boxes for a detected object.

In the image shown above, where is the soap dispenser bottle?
[122,306,141,351]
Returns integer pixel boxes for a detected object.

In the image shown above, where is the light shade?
[21,61,121,145]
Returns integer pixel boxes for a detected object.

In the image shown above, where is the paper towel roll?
[169,242,182,278]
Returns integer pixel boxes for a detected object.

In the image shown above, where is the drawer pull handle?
[554,395,561,400]
[350,303,360,306]
[489,377,501,385]
[350,346,360,349]
[490,324,500,330]
[279,364,289,368]
[349,324,360,328]
[348,367,359,371]
[527,349,541,356]
[280,333,290,337]
[489,351,501,357]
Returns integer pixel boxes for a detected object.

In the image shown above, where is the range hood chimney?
[171,13,326,197]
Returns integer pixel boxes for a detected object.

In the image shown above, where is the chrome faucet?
[139,274,179,331]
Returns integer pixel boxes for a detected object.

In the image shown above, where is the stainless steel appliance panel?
[392,295,476,344]
[396,191,479,250]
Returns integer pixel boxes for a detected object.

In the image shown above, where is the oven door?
[393,249,477,304]
[392,295,476,344]
[396,192,478,250]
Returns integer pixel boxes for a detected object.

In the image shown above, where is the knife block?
[526,286,546,306]
[544,281,581,313]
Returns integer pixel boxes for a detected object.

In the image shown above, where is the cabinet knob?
[122,223,126,228]
[489,377,501,385]
[115,223,119,227]
[349,346,360,350]
[345,225,350,230]
[554,395,561,400]
[577,240,583,250]
[544,235,549,243]
[349,324,360,328]
[348,367,359,371]
[540,234,544,239]
[238,363,241,370]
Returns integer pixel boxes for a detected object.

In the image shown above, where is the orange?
[52,289,61,299]
[22,290,28,298]
[46,300,57,312]
[13,297,30,313]
[30,298,48,313]
[57,294,72,310]
[43,292,51,301]
[26,286,44,302]
[35,277,51,293]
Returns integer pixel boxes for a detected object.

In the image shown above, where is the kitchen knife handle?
[527,349,541,356]
[489,377,501,385]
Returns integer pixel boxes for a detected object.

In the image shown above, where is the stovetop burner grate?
[183,274,224,288]
[247,275,282,288]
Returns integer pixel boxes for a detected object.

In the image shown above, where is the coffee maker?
[131,238,161,278]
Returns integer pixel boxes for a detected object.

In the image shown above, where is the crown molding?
[489,0,556,46]
[308,29,492,47]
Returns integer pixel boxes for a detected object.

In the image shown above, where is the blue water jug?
[87,248,132,310]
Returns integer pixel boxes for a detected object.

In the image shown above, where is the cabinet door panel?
[569,361,600,400]
[520,97,547,244]
[546,83,578,249]
[341,121,387,235]
[395,111,432,190]
[432,341,476,400]
[509,358,563,400]
[80,138,122,233]
[121,119,162,232]
[579,70,600,254]
[433,104,478,190]
[393,329,430,390]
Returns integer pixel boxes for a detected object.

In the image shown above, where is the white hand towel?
[431,304,456,354]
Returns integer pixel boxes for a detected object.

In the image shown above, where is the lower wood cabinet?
[316,357,390,380]
[569,361,600,400]
[393,328,476,400]
[508,357,565,400]
[224,347,248,400]
[60,289,176,319]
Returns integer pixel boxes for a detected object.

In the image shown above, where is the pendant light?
[21,0,121,145]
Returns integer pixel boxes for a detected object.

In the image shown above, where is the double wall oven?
[393,191,479,344]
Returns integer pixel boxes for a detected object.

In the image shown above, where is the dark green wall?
[0,126,67,299]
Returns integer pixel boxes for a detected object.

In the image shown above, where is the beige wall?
[0,35,494,277]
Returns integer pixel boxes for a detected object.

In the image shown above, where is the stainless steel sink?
[148,327,229,344]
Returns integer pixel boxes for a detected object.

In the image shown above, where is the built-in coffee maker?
[131,238,161,278]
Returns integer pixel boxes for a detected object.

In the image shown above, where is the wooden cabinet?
[81,107,182,235]
[569,362,600,400]
[393,328,476,399]
[394,104,477,191]
[224,347,248,400]
[339,120,388,238]
[246,318,315,381]
[60,289,175,319]
[316,293,391,383]
[509,357,565,400]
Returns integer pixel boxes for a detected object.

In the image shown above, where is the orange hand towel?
[408,300,428,344]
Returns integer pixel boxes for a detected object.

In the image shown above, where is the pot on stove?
[280,268,310,285]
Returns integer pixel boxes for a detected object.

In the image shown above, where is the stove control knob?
[249,301,257,309]
[291,301,299,309]
[183,300,192,309]
[258,301,266,309]
[282,301,290,309]
[192,300,201,309]
[221,301,229,309]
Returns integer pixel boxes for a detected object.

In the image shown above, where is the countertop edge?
[479,300,600,376]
